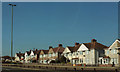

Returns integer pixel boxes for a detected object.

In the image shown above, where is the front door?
[100,59,102,64]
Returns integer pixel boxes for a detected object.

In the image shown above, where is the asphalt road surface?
[1,66,118,72]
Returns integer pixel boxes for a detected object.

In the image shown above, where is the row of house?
[15,39,120,67]
[15,44,65,64]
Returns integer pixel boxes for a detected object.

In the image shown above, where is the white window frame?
[79,51,83,55]
[86,50,89,54]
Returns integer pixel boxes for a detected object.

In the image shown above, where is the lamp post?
[9,4,16,61]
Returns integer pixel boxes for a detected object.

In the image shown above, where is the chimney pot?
[49,46,53,49]
[91,39,97,43]
[59,44,62,47]
[75,42,79,45]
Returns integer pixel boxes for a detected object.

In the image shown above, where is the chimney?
[36,49,38,51]
[49,46,53,49]
[75,42,79,47]
[58,44,62,47]
[91,39,97,43]
[91,39,97,48]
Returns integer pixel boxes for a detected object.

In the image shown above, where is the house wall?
[15,54,20,62]
[77,44,97,65]
[48,48,59,61]
[105,40,120,66]
[30,51,35,59]
[62,47,72,60]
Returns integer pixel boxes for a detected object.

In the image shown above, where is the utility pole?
[9,4,16,61]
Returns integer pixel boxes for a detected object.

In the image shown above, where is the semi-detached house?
[63,39,108,66]
[103,39,120,66]
[15,52,25,63]
[48,44,65,63]
[39,50,49,64]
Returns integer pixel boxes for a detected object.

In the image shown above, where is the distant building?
[103,39,120,66]
[62,43,81,64]
[24,50,31,63]
[14,39,120,67]
[15,52,25,63]
[63,39,108,66]
[39,50,49,64]
[47,44,65,63]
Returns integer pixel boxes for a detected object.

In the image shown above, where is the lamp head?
[9,4,12,5]
[8,4,16,6]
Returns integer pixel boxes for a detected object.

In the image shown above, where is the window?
[76,52,78,55]
[49,54,51,57]
[107,50,109,55]
[111,58,117,64]
[114,58,117,64]
[69,53,72,56]
[80,51,83,55]
[56,53,58,56]
[86,58,89,63]
[65,53,68,57]
[91,50,93,53]
[53,53,55,56]
[43,54,46,57]
[73,52,75,55]
[86,51,89,54]
[114,50,117,54]
[79,58,83,63]
[104,58,108,64]
[40,55,42,58]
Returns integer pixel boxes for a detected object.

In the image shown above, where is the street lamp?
[8,4,16,61]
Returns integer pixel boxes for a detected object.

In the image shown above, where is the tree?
[58,55,67,63]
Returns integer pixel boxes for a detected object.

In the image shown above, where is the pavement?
[1,66,119,72]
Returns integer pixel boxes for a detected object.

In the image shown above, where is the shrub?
[50,60,56,63]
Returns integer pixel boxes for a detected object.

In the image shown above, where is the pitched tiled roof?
[2,56,11,59]
[2,56,15,60]
[33,50,38,54]
[36,50,41,54]
[26,51,31,55]
[16,53,25,59]
[67,44,81,52]
[67,46,74,52]
[43,50,49,54]
[52,47,65,53]
[83,42,108,49]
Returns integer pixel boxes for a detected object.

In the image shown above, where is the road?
[1,66,117,72]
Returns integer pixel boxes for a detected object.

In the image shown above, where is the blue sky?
[2,2,118,56]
